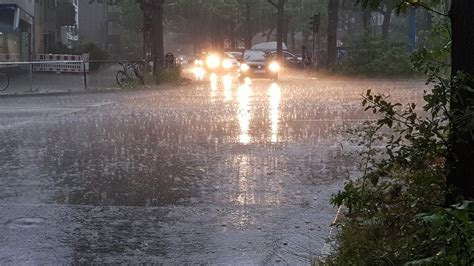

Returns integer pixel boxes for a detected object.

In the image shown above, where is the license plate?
[254,70,266,74]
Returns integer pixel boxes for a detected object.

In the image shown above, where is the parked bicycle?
[116,62,145,88]
[0,72,9,91]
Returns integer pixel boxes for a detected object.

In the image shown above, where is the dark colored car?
[239,50,281,81]
[269,51,303,68]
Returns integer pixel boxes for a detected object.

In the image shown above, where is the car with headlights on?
[193,52,240,78]
[239,50,281,81]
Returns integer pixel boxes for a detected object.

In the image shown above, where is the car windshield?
[243,50,267,62]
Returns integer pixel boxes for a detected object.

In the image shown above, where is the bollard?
[82,59,88,91]
[29,63,33,92]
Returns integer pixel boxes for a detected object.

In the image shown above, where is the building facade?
[78,0,120,56]
[35,0,77,54]
[0,0,122,61]
[0,0,34,61]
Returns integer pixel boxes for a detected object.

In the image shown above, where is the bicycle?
[116,62,145,88]
[0,72,9,91]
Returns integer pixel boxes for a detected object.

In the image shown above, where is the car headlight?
[206,54,221,69]
[269,61,281,72]
[240,63,250,72]
[222,59,233,69]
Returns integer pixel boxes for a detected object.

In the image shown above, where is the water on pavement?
[0,74,426,264]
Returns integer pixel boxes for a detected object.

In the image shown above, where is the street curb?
[0,88,124,98]
[0,79,194,98]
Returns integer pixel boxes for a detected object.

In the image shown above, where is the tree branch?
[411,2,449,17]
[267,0,277,8]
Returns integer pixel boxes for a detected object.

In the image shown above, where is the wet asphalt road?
[0,74,426,264]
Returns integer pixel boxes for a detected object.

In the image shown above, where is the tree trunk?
[192,1,201,55]
[276,0,285,60]
[424,9,432,31]
[362,7,371,34]
[327,0,339,66]
[244,3,253,49]
[290,29,296,53]
[152,0,165,75]
[381,7,392,39]
[142,0,152,60]
[447,0,474,203]
[302,29,309,48]
[283,16,289,49]
[229,20,237,50]
[266,27,274,42]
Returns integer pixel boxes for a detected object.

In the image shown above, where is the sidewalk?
[0,65,122,97]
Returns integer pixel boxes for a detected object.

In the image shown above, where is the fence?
[33,54,90,73]
[0,54,20,62]
[0,59,147,93]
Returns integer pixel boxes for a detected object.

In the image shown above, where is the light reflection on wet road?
[0,75,426,264]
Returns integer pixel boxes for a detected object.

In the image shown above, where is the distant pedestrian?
[302,45,309,69]
[165,52,175,68]
[302,45,313,69]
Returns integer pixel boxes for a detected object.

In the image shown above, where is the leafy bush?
[79,43,108,71]
[325,18,474,265]
[154,66,182,84]
[334,35,415,76]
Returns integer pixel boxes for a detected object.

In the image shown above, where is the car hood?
[244,61,266,66]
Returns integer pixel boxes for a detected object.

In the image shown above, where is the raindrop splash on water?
[223,75,233,102]
[269,83,281,143]
[237,83,252,144]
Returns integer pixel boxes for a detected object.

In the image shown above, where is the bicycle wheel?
[116,71,131,88]
[0,72,9,91]
[133,64,145,85]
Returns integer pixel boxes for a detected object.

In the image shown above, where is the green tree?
[267,0,286,60]
[118,0,143,57]
[136,0,165,77]
[357,0,474,203]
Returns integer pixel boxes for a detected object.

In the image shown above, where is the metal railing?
[0,60,89,92]
[0,59,147,93]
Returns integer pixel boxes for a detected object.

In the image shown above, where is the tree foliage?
[327,0,474,264]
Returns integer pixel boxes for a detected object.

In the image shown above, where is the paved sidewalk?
[0,65,122,96]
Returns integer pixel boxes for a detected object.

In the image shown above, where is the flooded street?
[0,75,426,264]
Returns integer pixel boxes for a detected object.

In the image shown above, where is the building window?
[0,6,16,31]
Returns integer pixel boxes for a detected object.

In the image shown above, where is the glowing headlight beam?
[206,54,221,69]
[269,61,281,72]
[240,63,250,72]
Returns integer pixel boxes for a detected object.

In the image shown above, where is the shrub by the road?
[334,35,414,76]
[325,19,474,265]
[79,43,108,71]
[154,66,182,84]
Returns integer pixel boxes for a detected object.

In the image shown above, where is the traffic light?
[309,13,321,33]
